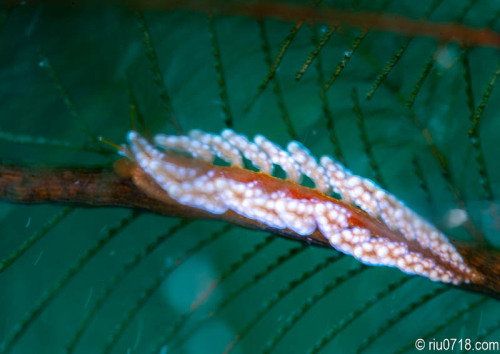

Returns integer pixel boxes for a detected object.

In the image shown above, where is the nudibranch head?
[122,129,482,286]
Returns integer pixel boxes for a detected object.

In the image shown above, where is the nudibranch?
[118,129,482,286]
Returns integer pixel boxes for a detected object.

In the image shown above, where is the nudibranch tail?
[123,129,482,286]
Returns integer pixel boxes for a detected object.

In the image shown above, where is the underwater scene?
[1,1,500,353]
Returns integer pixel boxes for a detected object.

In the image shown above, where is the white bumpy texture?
[126,129,476,285]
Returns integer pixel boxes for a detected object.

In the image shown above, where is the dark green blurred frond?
[1,1,500,353]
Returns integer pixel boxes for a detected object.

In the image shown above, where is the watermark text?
[415,338,499,351]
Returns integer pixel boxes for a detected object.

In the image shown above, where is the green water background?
[0,1,499,353]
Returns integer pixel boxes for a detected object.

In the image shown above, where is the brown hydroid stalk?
[14,1,500,48]
[1,163,500,300]
[0,164,207,221]
[135,0,500,48]
[0,163,325,245]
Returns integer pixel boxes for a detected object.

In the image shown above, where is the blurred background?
[0,1,499,353]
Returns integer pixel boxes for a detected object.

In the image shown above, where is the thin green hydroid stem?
[0,212,139,354]
[102,223,235,353]
[486,10,500,28]
[351,88,386,188]
[224,256,356,353]
[412,156,435,219]
[407,0,478,107]
[135,11,182,134]
[461,49,476,114]
[464,309,500,353]
[405,108,484,243]
[395,296,488,354]
[38,50,95,140]
[296,25,336,81]
[164,233,274,347]
[468,61,500,202]
[459,0,480,20]
[261,264,367,354]
[469,63,500,138]
[366,0,443,100]
[321,0,394,95]
[213,234,275,289]
[366,37,410,101]
[245,20,303,114]
[0,131,112,154]
[167,244,312,353]
[406,54,435,108]
[356,286,449,353]
[308,276,412,354]
[208,15,234,128]
[258,20,298,141]
[0,207,73,275]
[65,219,197,353]
[321,29,367,95]
[126,76,149,137]
[313,27,345,164]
